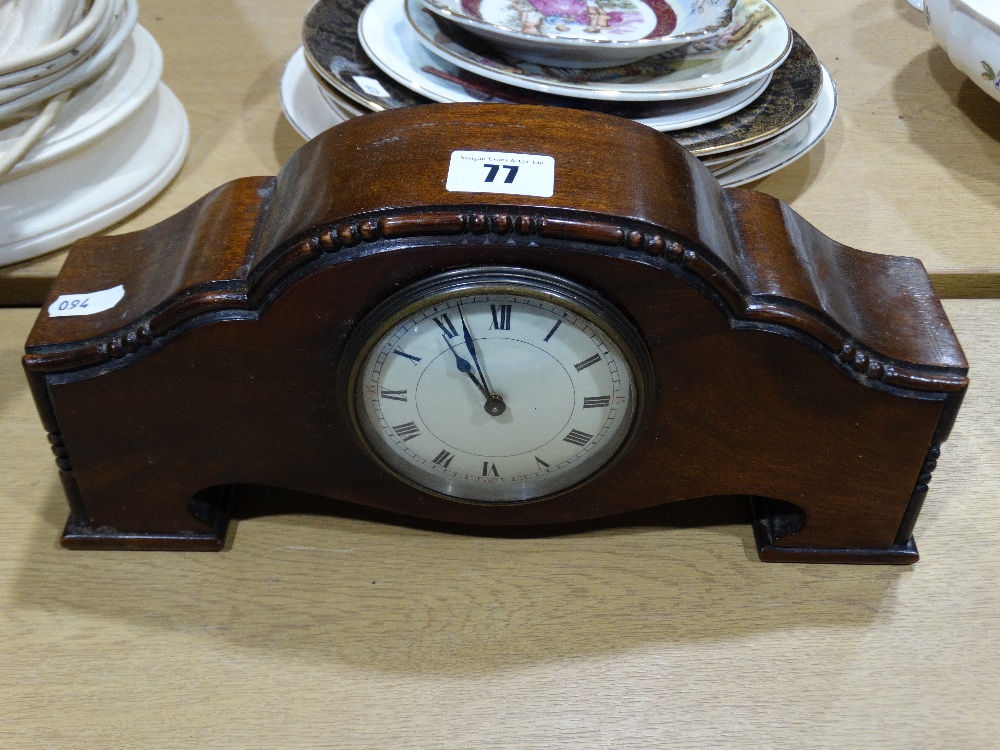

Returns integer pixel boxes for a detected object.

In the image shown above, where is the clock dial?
[346,268,651,502]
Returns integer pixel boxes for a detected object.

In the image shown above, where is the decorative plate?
[418,0,738,68]
[301,0,821,154]
[667,31,822,155]
[281,47,825,188]
[357,0,770,131]
[407,0,792,100]
[721,64,836,185]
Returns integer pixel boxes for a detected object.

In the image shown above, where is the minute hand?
[457,304,493,394]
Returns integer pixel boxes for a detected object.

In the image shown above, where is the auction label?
[48,285,125,317]
[446,150,555,198]
[352,76,390,98]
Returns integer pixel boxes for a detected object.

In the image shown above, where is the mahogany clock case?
[23,103,968,563]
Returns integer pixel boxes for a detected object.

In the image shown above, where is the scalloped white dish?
[0,24,162,176]
[0,83,189,266]
[419,0,738,68]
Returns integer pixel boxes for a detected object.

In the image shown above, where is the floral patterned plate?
[418,0,737,68]
[357,0,770,131]
[302,0,821,152]
[407,0,791,100]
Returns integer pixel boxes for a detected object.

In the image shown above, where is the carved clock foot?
[749,497,920,564]
[59,486,235,551]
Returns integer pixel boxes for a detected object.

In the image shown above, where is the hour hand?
[443,336,490,399]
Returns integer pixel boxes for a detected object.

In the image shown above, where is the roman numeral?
[490,304,512,330]
[393,348,421,364]
[574,354,601,372]
[563,429,593,447]
[542,319,562,342]
[482,462,499,477]
[535,456,550,469]
[433,313,458,339]
[380,388,408,402]
[432,449,454,468]
[392,422,421,442]
[583,396,610,408]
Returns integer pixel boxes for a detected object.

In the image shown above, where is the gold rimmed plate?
[301,0,822,155]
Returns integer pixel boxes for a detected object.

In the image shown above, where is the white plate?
[316,81,367,120]
[357,0,770,130]
[280,48,834,190]
[0,24,162,176]
[717,65,836,187]
[280,49,353,139]
[0,83,189,266]
[405,0,791,101]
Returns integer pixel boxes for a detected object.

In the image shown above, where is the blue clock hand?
[443,335,491,400]
[456,303,493,395]
[443,334,507,417]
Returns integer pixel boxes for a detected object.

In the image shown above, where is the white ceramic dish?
[280,47,829,188]
[281,49,354,139]
[314,78,367,120]
[419,0,737,68]
[356,1,770,130]
[406,0,791,100]
[0,25,162,176]
[912,0,1000,104]
[0,83,189,266]
[720,65,836,186]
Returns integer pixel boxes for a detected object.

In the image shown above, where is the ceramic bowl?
[418,0,738,68]
[911,0,1000,104]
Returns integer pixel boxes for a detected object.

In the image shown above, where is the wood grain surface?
[1,0,999,301]
[1,299,998,746]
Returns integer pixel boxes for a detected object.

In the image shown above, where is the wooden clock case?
[23,104,968,563]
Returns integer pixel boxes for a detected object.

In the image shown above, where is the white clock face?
[348,269,649,503]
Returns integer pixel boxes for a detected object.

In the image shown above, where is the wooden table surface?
[1,0,999,302]
[2,0,999,746]
[2,300,998,746]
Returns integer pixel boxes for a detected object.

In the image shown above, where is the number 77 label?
[446,150,555,198]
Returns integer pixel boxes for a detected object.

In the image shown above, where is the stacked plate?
[281,0,836,187]
[0,0,189,266]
